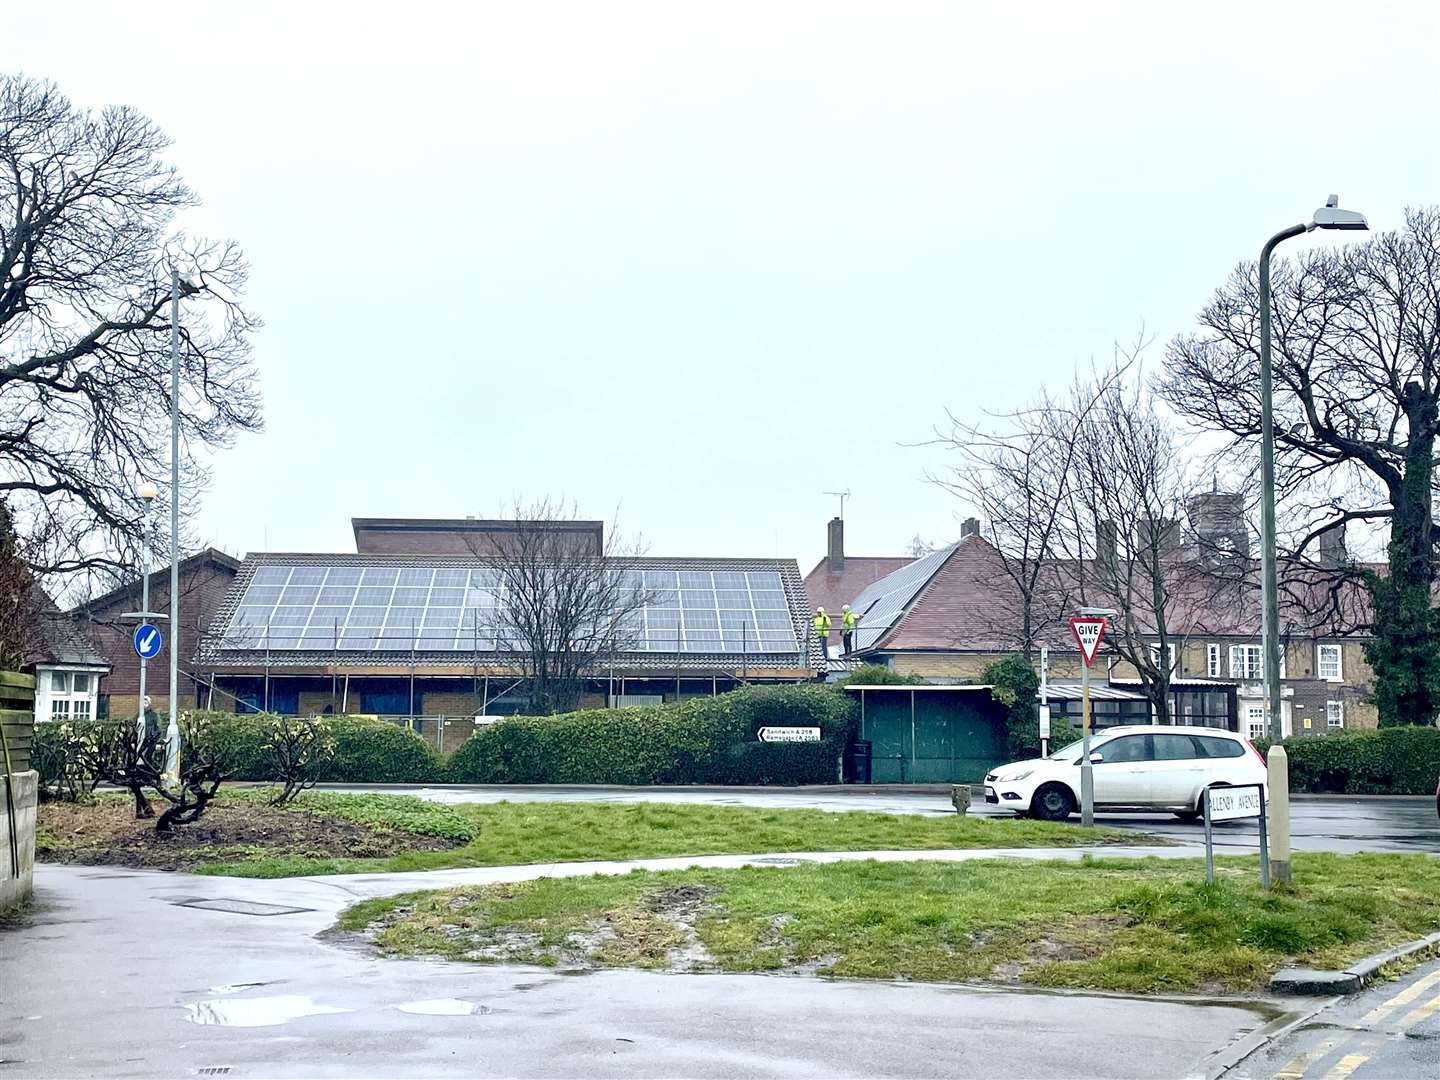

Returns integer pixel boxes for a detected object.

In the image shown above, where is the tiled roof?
[201,552,821,672]
[26,585,110,669]
[70,548,242,615]
[803,556,915,621]
[848,535,1375,655]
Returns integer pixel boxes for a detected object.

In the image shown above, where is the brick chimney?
[1318,522,1348,566]
[1096,521,1118,573]
[960,517,981,539]
[827,516,845,573]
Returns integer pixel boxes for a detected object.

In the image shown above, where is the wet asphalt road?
[1230,954,1440,1079]
[3,864,1276,1079]
[320,784,1440,855]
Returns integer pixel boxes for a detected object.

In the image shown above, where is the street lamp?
[1258,196,1369,745]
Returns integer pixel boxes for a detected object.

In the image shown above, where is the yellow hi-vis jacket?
[842,609,857,631]
[813,611,832,635]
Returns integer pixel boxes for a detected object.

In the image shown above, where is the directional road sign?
[1069,616,1107,667]
[133,623,163,660]
[757,726,821,743]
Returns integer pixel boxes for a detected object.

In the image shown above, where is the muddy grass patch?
[36,797,460,871]
[335,854,1440,994]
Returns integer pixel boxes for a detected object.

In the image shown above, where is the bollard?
[950,785,971,815]
[1266,745,1291,884]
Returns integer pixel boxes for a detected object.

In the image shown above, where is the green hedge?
[447,684,857,786]
[1254,727,1440,795]
[41,712,443,786]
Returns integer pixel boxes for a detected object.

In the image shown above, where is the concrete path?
[317,783,1440,855]
[4,847,1277,1079]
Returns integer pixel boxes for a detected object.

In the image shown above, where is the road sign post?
[1201,784,1268,886]
[1070,615,1108,828]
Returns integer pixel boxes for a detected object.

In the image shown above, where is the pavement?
[5,850,1284,1080]
[318,783,1440,855]
[1225,954,1440,1079]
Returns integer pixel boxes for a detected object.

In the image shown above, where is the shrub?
[322,716,443,784]
[1267,727,1440,795]
[835,664,925,687]
[264,714,337,805]
[448,684,857,786]
[981,654,1043,759]
[201,712,442,784]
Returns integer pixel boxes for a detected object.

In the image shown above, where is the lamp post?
[164,267,182,786]
[1257,196,1369,743]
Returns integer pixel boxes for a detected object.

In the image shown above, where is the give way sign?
[1069,617,1108,667]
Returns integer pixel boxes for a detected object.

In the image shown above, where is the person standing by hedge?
[813,607,832,659]
[841,605,857,653]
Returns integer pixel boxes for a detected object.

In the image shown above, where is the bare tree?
[0,75,261,587]
[928,362,1128,658]
[1162,208,1440,726]
[476,500,653,714]
[1060,362,1220,723]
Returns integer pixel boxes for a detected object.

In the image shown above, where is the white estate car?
[984,725,1268,822]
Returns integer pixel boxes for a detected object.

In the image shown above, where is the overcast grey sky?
[7,1,1439,571]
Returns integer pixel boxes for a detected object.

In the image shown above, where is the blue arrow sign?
[133,623,163,660]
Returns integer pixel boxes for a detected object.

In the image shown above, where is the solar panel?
[221,564,799,655]
[849,542,959,651]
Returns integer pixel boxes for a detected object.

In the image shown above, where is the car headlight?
[996,769,1033,783]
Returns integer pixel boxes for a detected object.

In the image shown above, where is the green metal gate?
[855,687,1007,784]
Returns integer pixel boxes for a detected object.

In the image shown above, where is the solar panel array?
[219,565,800,654]
[848,542,959,651]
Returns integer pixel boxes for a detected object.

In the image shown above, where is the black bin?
[845,740,873,785]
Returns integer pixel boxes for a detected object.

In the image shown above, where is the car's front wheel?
[1030,783,1075,822]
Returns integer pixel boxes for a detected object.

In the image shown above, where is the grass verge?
[195,798,1160,877]
[337,852,1440,994]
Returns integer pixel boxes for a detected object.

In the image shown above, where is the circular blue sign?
[133,623,163,660]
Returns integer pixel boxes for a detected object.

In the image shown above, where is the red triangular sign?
[1070,617,1107,667]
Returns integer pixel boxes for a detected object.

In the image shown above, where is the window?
[1207,644,1221,678]
[1194,735,1245,759]
[1245,704,1266,740]
[1230,645,1262,680]
[1148,644,1178,675]
[1327,701,1344,729]
[42,668,99,723]
[1099,735,1151,763]
[1317,644,1342,682]
[1152,734,1197,760]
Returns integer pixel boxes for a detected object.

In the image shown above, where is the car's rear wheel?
[1174,783,1229,822]
[1031,783,1075,822]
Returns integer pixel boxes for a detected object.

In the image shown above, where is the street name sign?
[133,623,163,660]
[1206,784,1264,822]
[1069,617,1107,667]
[758,726,821,743]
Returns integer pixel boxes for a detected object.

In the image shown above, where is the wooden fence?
[0,671,36,775]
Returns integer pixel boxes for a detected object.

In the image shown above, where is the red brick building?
[70,548,241,719]
[801,517,913,654]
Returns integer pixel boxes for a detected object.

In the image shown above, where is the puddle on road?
[184,995,352,1027]
[393,998,491,1016]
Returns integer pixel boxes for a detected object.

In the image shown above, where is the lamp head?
[1310,195,1369,232]
[137,483,158,503]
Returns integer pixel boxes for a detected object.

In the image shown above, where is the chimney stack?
[1138,517,1181,555]
[960,517,981,540]
[1187,491,1250,560]
[827,516,845,573]
[1096,521,1119,573]
[1318,521,1348,567]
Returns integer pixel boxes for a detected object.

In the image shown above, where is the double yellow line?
[1273,967,1440,1079]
